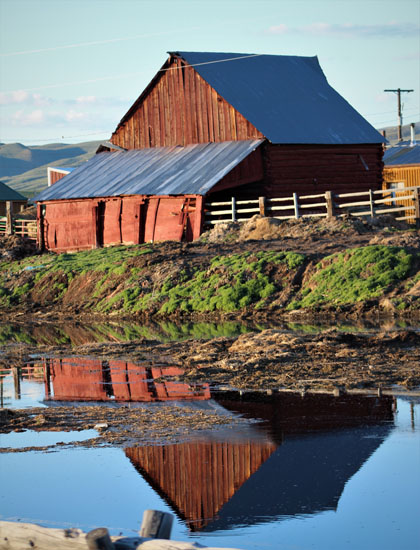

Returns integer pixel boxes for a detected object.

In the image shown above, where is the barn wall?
[111,56,263,149]
[383,165,420,189]
[39,194,202,252]
[48,170,69,186]
[262,143,384,197]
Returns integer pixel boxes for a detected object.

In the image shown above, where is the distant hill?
[0,141,102,199]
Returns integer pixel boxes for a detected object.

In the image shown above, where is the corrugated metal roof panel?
[172,51,385,145]
[33,140,263,202]
[0,181,27,201]
[383,145,420,166]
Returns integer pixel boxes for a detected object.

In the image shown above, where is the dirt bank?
[0,216,419,321]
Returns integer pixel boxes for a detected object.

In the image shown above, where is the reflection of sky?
[1,376,45,409]
[0,429,97,449]
[0,399,418,549]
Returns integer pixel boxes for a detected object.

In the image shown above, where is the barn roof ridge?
[112,51,385,146]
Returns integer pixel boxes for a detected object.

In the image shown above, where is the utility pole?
[384,88,414,142]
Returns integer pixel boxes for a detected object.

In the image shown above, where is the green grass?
[288,245,414,310]
[157,251,304,314]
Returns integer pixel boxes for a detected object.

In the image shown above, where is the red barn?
[34,51,385,252]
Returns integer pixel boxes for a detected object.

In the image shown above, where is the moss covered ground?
[0,242,418,317]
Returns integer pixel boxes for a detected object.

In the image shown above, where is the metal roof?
[33,140,263,202]
[0,181,27,201]
[171,51,385,145]
[383,145,420,166]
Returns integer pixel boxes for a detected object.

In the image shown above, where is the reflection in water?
[125,393,394,532]
[41,357,210,402]
[0,318,415,348]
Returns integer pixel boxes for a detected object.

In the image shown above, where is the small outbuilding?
[0,181,27,216]
[34,51,385,252]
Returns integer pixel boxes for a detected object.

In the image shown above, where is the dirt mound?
[201,215,413,243]
[0,234,38,261]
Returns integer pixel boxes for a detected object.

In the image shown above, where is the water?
[1,326,419,549]
[1,363,419,549]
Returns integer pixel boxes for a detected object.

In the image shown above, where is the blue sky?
[0,0,419,145]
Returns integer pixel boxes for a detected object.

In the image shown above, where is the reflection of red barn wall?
[45,357,209,402]
[126,440,277,530]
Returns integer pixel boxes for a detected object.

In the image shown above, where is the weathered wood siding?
[111,56,263,149]
[38,195,203,252]
[262,143,384,197]
[126,440,277,531]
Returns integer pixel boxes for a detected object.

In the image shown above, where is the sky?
[0,0,419,146]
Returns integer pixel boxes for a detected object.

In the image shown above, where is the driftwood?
[0,521,242,550]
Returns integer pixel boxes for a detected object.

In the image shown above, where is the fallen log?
[0,520,242,550]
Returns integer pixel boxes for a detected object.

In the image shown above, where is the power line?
[0,131,111,143]
[384,88,414,141]
[1,54,263,94]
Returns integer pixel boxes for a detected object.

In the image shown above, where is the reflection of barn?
[125,393,394,531]
[41,357,210,402]
[34,51,384,252]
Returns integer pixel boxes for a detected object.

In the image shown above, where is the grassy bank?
[0,242,419,318]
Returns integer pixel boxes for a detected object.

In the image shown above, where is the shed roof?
[170,52,384,145]
[383,145,420,166]
[0,181,27,201]
[34,139,263,202]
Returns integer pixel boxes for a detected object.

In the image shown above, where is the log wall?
[261,143,384,197]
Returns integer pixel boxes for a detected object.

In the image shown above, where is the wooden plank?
[0,521,242,549]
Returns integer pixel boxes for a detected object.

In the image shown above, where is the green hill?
[0,140,102,199]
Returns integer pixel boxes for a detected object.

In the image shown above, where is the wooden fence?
[0,215,37,240]
[205,185,420,227]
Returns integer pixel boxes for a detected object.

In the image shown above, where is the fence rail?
[0,216,37,240]
[205,186,420,227]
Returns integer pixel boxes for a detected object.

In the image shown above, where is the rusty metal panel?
[43,200,95,252]
[34,140,263,202]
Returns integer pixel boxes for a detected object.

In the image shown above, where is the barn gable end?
[111,55,263,149]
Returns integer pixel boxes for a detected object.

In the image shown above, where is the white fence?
[205,186,420,226]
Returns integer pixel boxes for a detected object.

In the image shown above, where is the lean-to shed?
[0,181,27,216]
[34,51,385,252]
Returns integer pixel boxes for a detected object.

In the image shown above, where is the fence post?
[325,191,335,219]
[293,193,299,219]
[413,187,420,229]
[259,196,266,216]
[369,189,375,217]
[231,196,237,222]
[140,510,173,539]
[86,528,114,550]
[6,201,14,235]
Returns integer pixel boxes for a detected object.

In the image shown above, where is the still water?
[0,361,419,550]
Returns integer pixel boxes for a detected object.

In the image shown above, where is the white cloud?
[0,90,51,106]
[76,95,97,104]
[12,109,45,125]
[65,109,89,122]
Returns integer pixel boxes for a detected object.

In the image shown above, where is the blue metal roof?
[172,51,385,145]
[0,181,27,201]
[383,145,420,166]
[33,140,263,202]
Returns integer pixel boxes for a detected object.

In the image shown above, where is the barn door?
[96,201,106,247]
